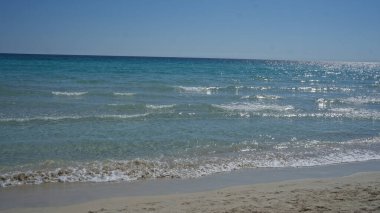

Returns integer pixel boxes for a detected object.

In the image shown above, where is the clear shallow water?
[0,54,380,187]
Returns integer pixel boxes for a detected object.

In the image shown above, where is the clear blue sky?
[1,0,379,61]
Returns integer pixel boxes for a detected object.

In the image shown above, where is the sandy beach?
[1,171,379,213]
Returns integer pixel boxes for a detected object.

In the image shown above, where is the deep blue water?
[1,54,380,186]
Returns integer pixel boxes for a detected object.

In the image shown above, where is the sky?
[0,0,379,62]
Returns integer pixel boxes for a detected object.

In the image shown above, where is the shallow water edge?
[1,159,380,210]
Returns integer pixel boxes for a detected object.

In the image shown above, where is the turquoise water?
[1,54,380,186]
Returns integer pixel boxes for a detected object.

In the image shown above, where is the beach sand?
[2,172,380,213]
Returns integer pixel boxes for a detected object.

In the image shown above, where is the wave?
[2,106,378,123]
[255,95,281,100]
[0,113,149,123]
[316,96,380,109]
[96,114,149,119]
[241,95,281,100]
[52,91,88,96]
[273,111,378,120]
[176,85,274,95]
[248,86,272,91]
[213,103,294,112]
[2,136,380,187]
[328,107,380,119]
[316,98,332,109]
[175,85,356,95]
[230,108,380,120]
[280,87,354,93]
[146,104,175,109]
[339,96,380,105]
[113,92,135,96]
[105,103,175,110]
[3,152,378,187]
[176,86,219,95]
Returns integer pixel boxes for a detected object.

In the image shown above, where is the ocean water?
[0,54,380,187]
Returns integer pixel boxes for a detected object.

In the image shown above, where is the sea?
[0,54,379,187]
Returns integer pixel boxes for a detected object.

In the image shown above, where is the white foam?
[52,91,87,96]
[2,136,380,187]
[252,150,380,168]
[248,86,271,90]
[329,107,380,119]
[298,87,321,93]
[241,94,280,100]
[254,95,281,100]
[177,86,218,95]
[338,136,380,145]
[283,87,354,93]
[96,114,149,119]
[113,92,135,96]
[146,104,175,109]
[229,108,380,120]
[0,113,149,122]
[2,148,380,187]
[240,148,255,152]
[280,111,378,120]
[339,96,380,104]
[178,112,196,116]
[213,102,294,112]
[0,115,83,122]
[316,98,329,109]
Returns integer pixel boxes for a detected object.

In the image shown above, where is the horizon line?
[0,52,379,64]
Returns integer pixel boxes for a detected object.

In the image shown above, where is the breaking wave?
[2,136,380,187]
[146,104,175,109]
[213,103,294,112]
[241,95,281,100]
[0,113,150,123]
[176,86,220,95]
[281,87,354,93]
[52,91,88,96]
[231,109,380,120]
[113,92,135,96]
[316,96,380,109]
[338,96,380,105]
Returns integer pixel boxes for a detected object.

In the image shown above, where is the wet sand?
[1,161,380,212]
[1,172,380,213]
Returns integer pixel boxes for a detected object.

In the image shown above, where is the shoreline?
[1,160,380,212]
[2,173,380,213]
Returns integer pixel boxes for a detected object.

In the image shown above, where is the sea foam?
[177,86,219,95]
[0,113,150,123]
[2,136,380,187]
[52,91,88,96]
[339,96,380,104]
[113,92,135,96]
[213,102,294,112]
[146,104,175,109]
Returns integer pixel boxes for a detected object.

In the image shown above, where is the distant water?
[1,54,380,187]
